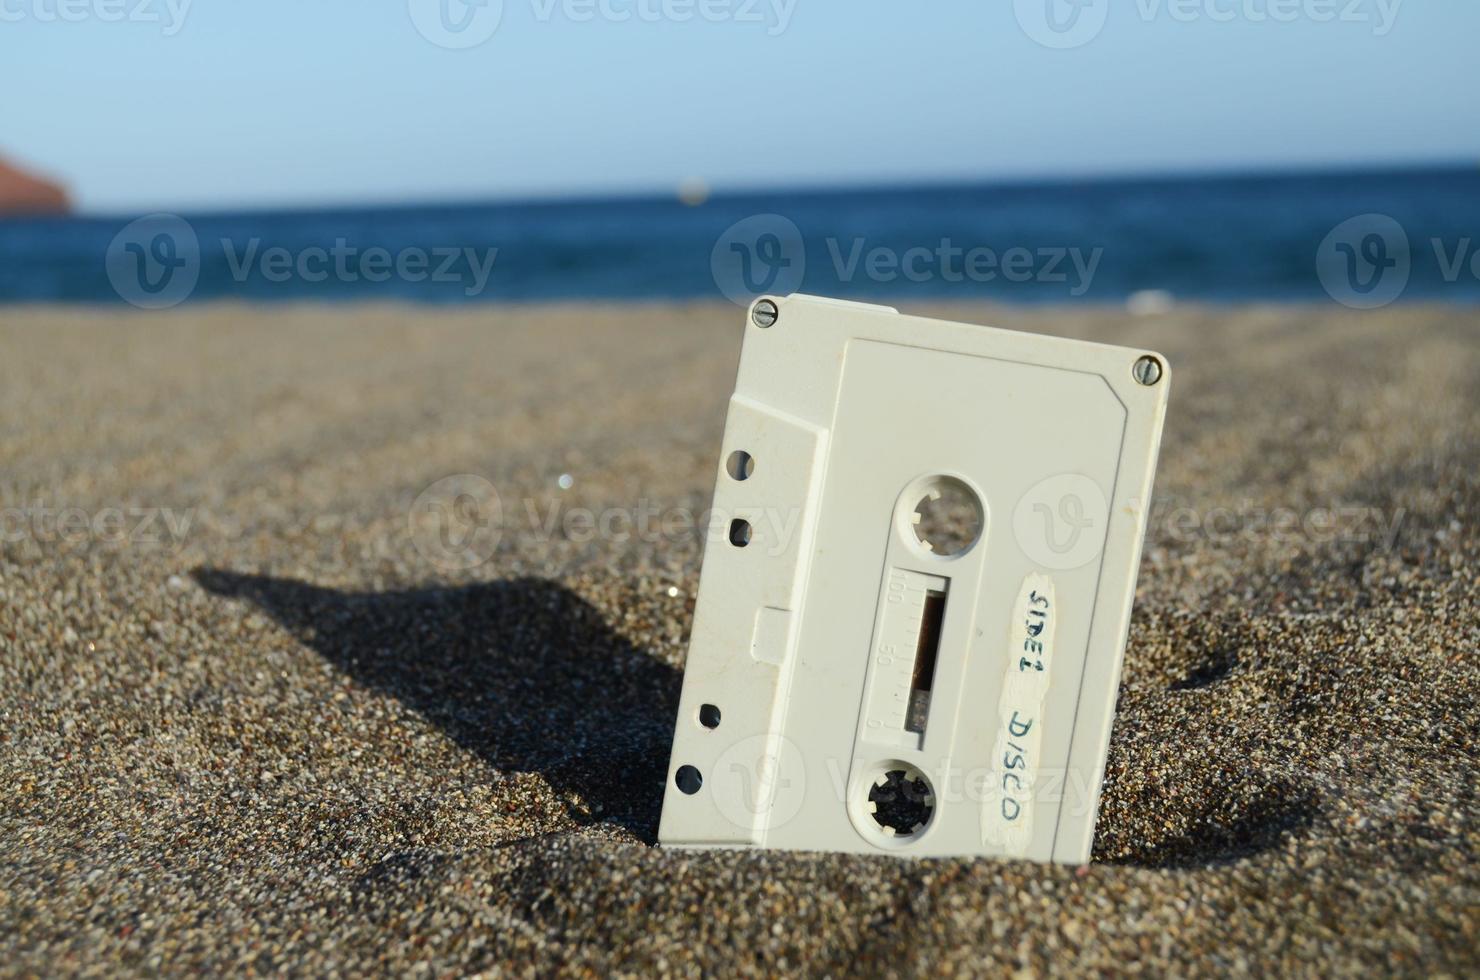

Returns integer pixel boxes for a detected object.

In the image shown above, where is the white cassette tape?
[660,295,1170,863]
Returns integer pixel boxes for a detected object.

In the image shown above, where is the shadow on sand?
[193,569,680,840]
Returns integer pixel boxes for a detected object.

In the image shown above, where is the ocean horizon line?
[19,158,1478,224]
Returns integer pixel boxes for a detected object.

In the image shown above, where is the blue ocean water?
[0,166,1476,306]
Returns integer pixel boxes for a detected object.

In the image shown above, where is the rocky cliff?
[0,157,70,215]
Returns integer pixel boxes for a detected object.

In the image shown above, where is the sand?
[1,301,1476,976]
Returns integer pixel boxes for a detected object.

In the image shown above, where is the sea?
[0,165,1476,307]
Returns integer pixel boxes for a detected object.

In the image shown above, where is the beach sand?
[1,301,1476,975]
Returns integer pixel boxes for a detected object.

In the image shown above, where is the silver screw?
[751,299,779,328]
[1132,355,1163,386]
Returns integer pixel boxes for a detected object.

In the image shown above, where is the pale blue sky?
[3,0,1476,212]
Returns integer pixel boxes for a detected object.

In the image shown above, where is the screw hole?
[729,518,753,548]
[726,450,755,481]
[1133,355,1163,386]
[675,765,703,795]
[698,704,721,729]
[752,299,779,328]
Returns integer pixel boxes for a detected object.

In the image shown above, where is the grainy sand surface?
[1,302,1476,976]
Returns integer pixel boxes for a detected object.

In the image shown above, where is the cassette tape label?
[984,573,1059,855]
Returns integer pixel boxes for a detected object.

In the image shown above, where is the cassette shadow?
[193,569,680,840]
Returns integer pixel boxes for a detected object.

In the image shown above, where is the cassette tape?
[659,295,1170,863]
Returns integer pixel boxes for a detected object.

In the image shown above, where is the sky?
[2,0,1477,212]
